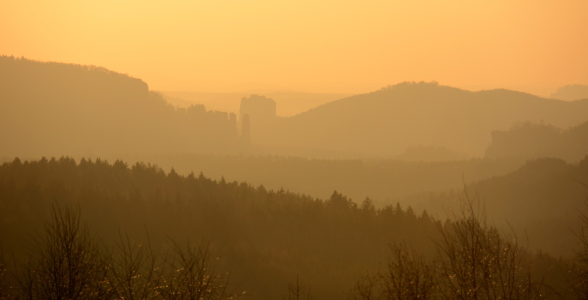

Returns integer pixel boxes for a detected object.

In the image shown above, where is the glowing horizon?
[2,0,587,97]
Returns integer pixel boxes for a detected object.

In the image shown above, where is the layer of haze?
[2,0,587,98]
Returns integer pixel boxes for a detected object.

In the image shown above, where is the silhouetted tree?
[108,232,162,300]
[158,240,237,300]
[436,190,543,300]
[570,183,588,299]
[284,275,313,300]
[352,189,547,300]
[15,204,110,300]
[349,272,381,300]
[0,247,10,299]
[348,243,436,300]
[381,243,436,300]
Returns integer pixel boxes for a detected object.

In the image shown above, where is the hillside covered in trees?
[112,153,525,206]
[0,56,247,159]
[1,157,581,299]
[485,120,588,162]
[400,156,588,257]
[0,157,440,299]
[255,82,588,158]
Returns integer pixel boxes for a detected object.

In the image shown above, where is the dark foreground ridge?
[1,157,586,299]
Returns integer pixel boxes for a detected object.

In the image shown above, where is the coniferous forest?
[1,55,588,299]
[0,156,586,299]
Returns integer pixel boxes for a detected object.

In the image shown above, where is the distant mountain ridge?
[3,57,587,160]
[0,56,247,158]
[254,82,588,158]
[551,84,588,101]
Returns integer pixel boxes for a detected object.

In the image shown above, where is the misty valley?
[2,56,588,299]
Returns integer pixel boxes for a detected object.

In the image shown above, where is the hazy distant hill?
[403,156,588,257]
[111,153,524,207]
[4,58,587,161]
[485,120,588,162]
[478,157,588,257]
[395,145,469,162]
[551,84,588,101]
[0,56,246,158]
[257,82,588,158]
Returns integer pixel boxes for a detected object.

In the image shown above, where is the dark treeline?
[115,153,526,206]
[110,154,587,258]
[1,157,580,299]
[0,157,439,299]
[0,56,246,158]
[0,203,240,300]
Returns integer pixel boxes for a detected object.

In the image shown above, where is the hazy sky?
[2,0,587,96]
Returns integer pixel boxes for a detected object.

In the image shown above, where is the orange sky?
[2,0,587,97]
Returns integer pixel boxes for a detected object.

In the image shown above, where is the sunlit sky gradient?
[2,0,587,96]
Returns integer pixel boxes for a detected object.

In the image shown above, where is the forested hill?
[472,157,588,256]
[0,156,439,299]
[262,82,588,158]
[485,120,588,162]
[0,56,245,158]
[402,156,588,257]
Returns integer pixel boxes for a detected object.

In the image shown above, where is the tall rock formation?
[239,95,277,144]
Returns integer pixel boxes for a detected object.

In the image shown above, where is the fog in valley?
[2,1,588,299]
